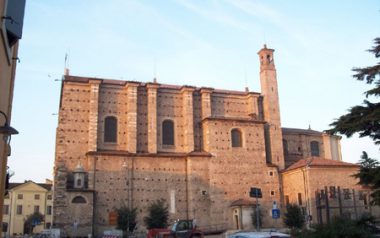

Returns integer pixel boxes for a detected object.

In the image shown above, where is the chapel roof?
[284,157,359,172]
[230,198,257,207]
[282,127,323,136]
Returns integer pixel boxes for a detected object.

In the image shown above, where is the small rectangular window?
[2,222,8,233]
[47,206,52,215]
[47,194,52,200]
[285,195,290,206]
[16,205,22,215]
[35,194,40,200]
[3,205,9,215]
[298,193,303,206]
[17,194,23,199]
[34,205,40,213]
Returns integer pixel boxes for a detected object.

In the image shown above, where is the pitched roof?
[64,75,261,96]
[8,181,52,191]
[230,198,257,207]
[284,157,359,172]
[282,127,323,136]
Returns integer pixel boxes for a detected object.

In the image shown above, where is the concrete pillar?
[125,82,139,153]
[181,86,195,152]
[200,88,213,119]
[246,92,259,119]
[88,80,100,152]
[146,83,159,153]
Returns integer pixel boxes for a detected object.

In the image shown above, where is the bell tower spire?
[258,45,285,169]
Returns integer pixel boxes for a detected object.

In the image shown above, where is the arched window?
[283,139,288,155]
[231,129,242,147]
[310,141,320,156]
[76,179,82,187]
[72,196,86,204]
[104,116,117,142]
[162,120,174,145]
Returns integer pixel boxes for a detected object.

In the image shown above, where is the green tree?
[283,204,305,230]
[327,38,380,207]
[144,199,169,229]
[327,38,380,144]
[24,212,44,234]
[116,205,137,233]
[354,152,380,205]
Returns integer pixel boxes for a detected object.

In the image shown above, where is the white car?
[229,231,290,238]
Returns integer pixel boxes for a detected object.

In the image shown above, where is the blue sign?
[272,208,280,219]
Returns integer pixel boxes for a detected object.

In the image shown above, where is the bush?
[296,215,375,238]
[116,205,137,232]
[144,199,169,229]
[283,204,305,230]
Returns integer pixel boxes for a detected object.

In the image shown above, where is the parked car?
[229,231,290,238]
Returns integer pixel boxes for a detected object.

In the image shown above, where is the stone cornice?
[86,150,212,158]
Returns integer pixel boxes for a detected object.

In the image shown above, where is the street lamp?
[122,161,130,233]
[0,111,18,155]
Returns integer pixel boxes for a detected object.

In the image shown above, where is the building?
[0,1,26,238]
[2,180,53,236]
[53,45,375,236]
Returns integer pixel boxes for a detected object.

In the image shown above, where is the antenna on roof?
[64,52,70,76]
[244,69,248,92]
[153,56,157,83]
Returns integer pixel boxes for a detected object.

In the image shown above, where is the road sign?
[272,208,280,219]
[249,187,262,198]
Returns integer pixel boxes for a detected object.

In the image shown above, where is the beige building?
[2,181,53,236]
[0,1,26,238]
[53,45,374,236]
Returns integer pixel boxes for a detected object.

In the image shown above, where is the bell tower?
[258,45,285,169]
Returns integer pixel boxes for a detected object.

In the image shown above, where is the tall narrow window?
[310,141,320,156]
[47,206,52,215]
[162,120,174,145]
[231,129,242,147]
[298,193,303,206]
[104,116,117,143]
[34,205,40,213]
[16,205,22,215]
[3,205,9,215]
[283,139,288,155]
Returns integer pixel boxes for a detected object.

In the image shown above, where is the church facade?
[53,45,368,236]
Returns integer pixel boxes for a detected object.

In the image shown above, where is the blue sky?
[8,0,380,182]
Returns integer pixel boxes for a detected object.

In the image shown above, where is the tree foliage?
[354,152,380,205]
[327,37,380,144]
[297,215,375,238]
[144,199,169,229]
[283,204,305,230]
[24,212,44,234]
[116,205,137,232]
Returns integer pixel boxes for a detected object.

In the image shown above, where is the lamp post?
[0,110,18,238]
[122,162,130,234]
[0,111,18,155]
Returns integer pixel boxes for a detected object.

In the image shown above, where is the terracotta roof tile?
[64,75,261,96]
[284,157,359,172]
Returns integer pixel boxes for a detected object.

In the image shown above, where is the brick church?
[53,45,373,236]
